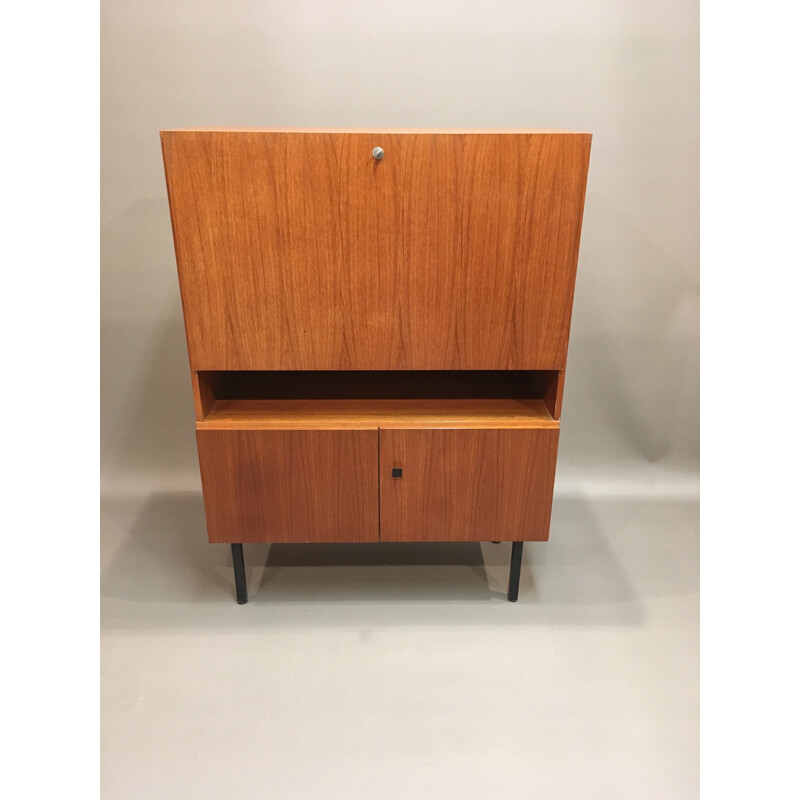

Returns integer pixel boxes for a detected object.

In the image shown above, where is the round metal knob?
[372,146,384,161]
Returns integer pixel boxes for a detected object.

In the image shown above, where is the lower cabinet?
[196,427,559,544]
[379,429,559,542]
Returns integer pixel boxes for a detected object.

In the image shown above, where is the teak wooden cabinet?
[161,129,591,603]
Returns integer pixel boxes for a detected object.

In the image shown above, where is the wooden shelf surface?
[197,398,558,431]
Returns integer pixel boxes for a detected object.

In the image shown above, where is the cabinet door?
[379,429,559,542]
[162,131,590,372]
[196,430,378,543]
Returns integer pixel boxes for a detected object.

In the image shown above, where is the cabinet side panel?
[196,430,379,543]
[542,370,566,420]
[379,428,560,542]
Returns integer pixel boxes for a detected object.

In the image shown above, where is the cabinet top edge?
[160,128,592,136]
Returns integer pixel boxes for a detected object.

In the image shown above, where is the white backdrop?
[101,0,699,497]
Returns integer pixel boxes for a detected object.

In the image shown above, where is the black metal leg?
[231,543,247,604]
[507,541,523,602]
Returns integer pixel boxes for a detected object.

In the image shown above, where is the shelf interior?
[195,370,561,430]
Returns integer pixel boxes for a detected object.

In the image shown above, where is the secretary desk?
[161,129,591,603]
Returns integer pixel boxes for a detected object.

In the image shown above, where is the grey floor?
[101,491,699,799]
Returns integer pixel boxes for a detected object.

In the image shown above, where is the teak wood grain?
[162,130,591,371]
[542,369,566,420]
[191,371,220,419]
[379,429,559,542]
[196,430,379,543]
[196,397,559,430]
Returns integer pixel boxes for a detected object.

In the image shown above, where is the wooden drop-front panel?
[379,429,560,542]
[196,430,379,543]
[162,130,591,371]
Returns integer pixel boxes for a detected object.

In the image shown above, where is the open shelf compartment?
[194,370,562,430]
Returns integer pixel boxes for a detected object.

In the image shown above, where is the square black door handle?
[392,468,403,478]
